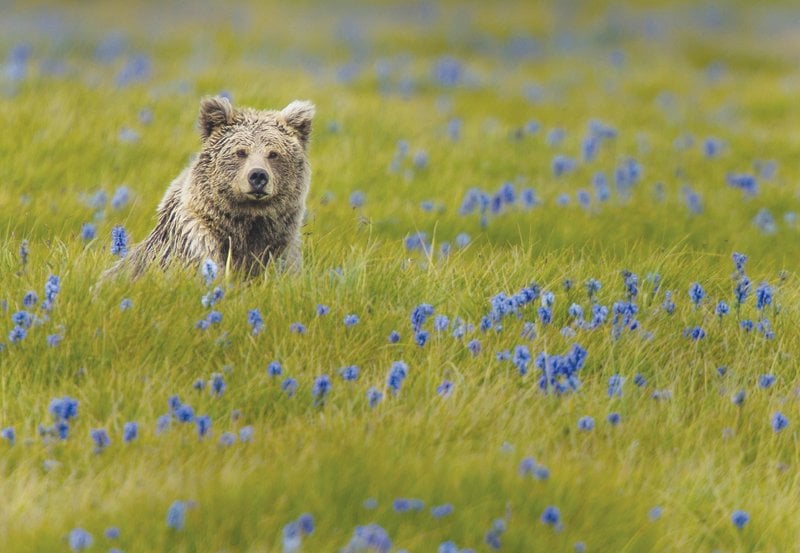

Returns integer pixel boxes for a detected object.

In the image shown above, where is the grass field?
[1,1,799,551]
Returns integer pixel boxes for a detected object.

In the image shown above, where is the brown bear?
[104,96,314,279]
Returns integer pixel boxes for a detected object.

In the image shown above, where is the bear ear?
[198,96,234,140]
[279,100,315,147]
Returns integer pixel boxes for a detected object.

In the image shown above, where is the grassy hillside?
[0,1,798,551]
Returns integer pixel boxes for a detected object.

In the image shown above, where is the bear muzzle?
[246,167,273,200]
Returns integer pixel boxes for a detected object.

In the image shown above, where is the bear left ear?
[279,100,315,147]
[198,96,234,140]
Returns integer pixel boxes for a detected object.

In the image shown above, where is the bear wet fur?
[104,96,314,279]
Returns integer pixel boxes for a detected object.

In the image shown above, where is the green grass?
[1,1,799,551]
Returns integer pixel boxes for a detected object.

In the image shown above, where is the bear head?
[192,96,315,214]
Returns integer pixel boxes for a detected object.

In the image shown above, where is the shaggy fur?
[104,96,314,279]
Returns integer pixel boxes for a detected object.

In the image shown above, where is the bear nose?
[248,168,269,191]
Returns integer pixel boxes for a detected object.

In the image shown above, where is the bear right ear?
[198,96,234,140]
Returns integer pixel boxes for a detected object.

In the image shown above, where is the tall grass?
[0,1,798,551]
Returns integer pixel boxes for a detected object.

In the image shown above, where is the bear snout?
[247,168,270,194]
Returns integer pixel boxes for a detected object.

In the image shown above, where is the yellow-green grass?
[0,1,798,552]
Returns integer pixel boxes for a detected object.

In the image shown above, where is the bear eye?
[267,151,278,160]
[235,149,248,159]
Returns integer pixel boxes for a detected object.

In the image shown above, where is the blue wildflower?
[196,415,211,438]
[206,311,222,325]
[290,322,306,334]
[175,404,195,423]
[340,365,359,381]
[734,277,751,305]
[312,375,332,405]
[513,345,530,375]
[649,506,663,521]
[50,396,79,420]
[685,326,706,340]
[111,185,131,209]
[662,291,676,314]
[282,521,301,552]
[82,222,98,241]
[688,282,705,306]
[431,504,453,518]
[8,326,26,344]
[123,421,138,443]
[433,56,463,87]
[732,252,747,274]
[608,374,624,397]
[541,506,561,527]
[388,330,400,343]
[201,286,224,308]
[156,415,171,434]
[90,428,111,451]
[68,528,94,551]
[433,314,449,332]
[55,420,70,440]
[622,271,638,299]
[755,282,773,310]
[758,374,776,389]
[731,510,749,529]
[166,500,187,530]
[538,306,552,325]
[116,54,151,87]
[753,208,777,234]
[316,304,330,316]
[110,225,128,257]
[592,173,610,202]
[22,291,37,308]
[201,258,217,285]
[772,411,789,432]
[467,338,481,356]
[1,427,16,445]
[547,127,565,146]
[607,412,621,426]
[552,155,578,177]
[281,378,298,397]
[219,432,236,447]
[344,314,359,327]
[410,304,434,332]
[577,416,595,431]
[19,240,29,266]
[437,380,453,398]
[447,118,462,141]
[297,513,314,535]
[248,309,264,334]
[105,527,120,540]
[239,426,254,442]
[367,386,383,408]
[387,361,408,395]
[210,373,225,396]
[168,396,182,412]
[261,362,280,379]
[413,150,429,169]
[716,301,729,317]
[11,310,32,327]
[415,330,429,346]
[455,233,471,248]
[404,231,429,252]
[740,319,754,332]
[345,523,392,553]
[727,174,758,195]
[732,390,746,406]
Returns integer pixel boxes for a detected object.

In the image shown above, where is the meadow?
[1,1,799,551]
